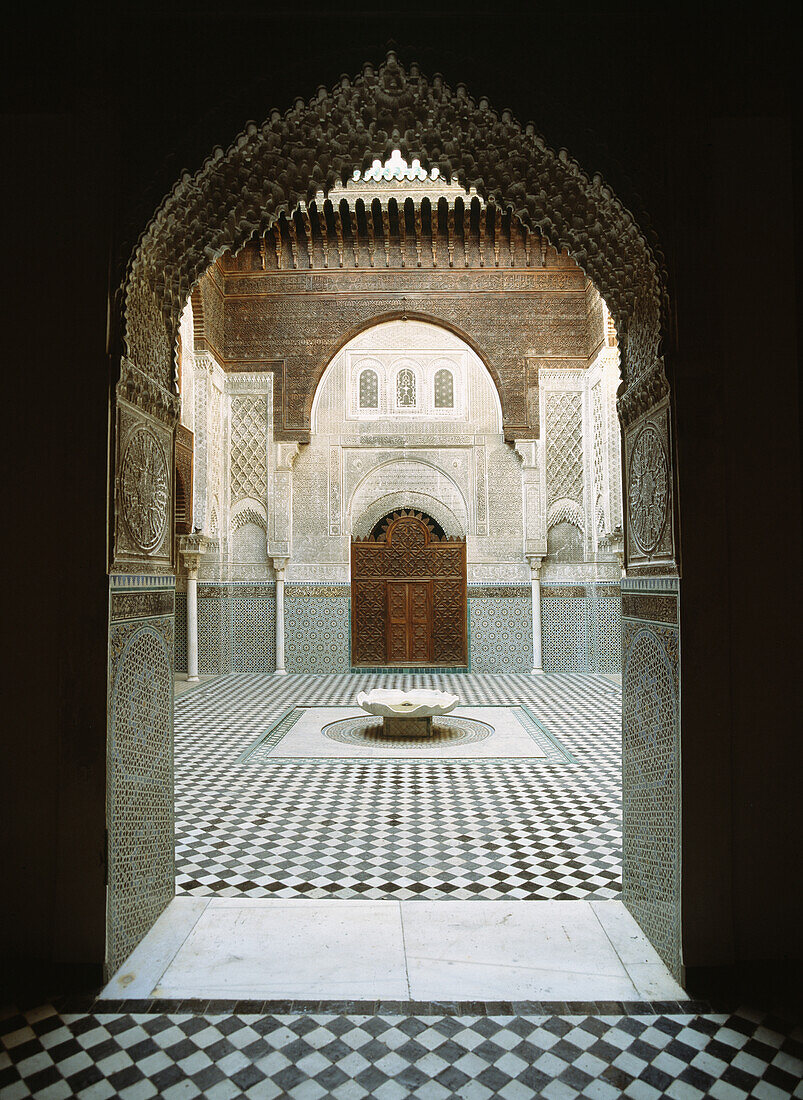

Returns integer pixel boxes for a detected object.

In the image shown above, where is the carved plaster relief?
[475,446,488,536]
[114,402,173,569]
[624,402,674,566]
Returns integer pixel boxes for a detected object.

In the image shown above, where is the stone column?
[273,558,288,674]
[179,533,213,682]
[185,555,200,681]
[528,556,545,674]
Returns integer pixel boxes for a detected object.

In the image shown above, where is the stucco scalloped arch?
[309,310,505,430]
[122,51,668,406]
[351,493,465,540]
[347,456,470,535]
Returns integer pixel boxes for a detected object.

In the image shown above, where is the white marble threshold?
[102,898,685,1003]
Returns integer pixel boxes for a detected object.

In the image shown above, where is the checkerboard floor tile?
[2,1003,801,1099]
[174,673,623,901]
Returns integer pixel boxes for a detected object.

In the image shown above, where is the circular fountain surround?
[357,688,460,738]
[323,713,493,749]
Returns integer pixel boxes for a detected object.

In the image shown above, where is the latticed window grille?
[396,368,416,407]
[434,368,454,408]
[358,368,378,408]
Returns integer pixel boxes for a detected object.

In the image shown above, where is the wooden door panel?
[352,512,467,666]
[388,621,408,660]
[409,582,429,621]
[410,622,430,661]
[388,582,407,623]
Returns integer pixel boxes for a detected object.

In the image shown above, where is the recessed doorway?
[352,510,468,667]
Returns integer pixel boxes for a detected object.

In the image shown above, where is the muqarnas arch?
[109,53,680,978]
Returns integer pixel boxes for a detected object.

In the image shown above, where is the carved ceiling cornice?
[122,52,668,393]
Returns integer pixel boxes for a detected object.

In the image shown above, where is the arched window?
[434,367,454,408]
[359,368,378,408]
[396,368,416,407]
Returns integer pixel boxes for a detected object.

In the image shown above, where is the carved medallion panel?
[114,402,173,568]
[624,403,674,566]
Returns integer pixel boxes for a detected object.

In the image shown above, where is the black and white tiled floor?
[7,675,802,1096]
[174,672,623,901]
[3,1002,801,1099]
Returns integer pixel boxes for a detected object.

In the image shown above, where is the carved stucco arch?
[348,455,470,535]
[122,51,669,430]
[110,50,683,983]
[352,494,465,540]
[309,310,505,431]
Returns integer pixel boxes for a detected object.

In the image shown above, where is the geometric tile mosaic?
[542,597,589,672]
[231,597,275,673]
[175,591,187,672]
[174,672,623,902]
[591,595,622,674]
[3,1001,800,1100]
[108,616,175,975]
[196,595,276,674]
[189,590,621,675]
[622,618,680,980]
[285,596,350,673]
[468,597,532,672]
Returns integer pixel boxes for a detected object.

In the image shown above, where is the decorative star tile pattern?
[174,672,623,900]
[2,1003,800,1099]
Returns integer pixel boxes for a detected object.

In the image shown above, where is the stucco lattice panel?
[606,369,623,532]
[622,620,680,978]
[208,385,224,523]
[541,596,589,671]
[230,395,267,502]
[286,595,350,673]
[546,391,583,506]
[231,597,276,672]
[592,382,605,535]
[107,618,174,973]
[175,592,187,672]
[468,597,532,672]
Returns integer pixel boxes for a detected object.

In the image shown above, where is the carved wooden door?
[387,581,432,662]
[351,510,467,667]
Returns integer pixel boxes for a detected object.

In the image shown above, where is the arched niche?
[352,493,465,541]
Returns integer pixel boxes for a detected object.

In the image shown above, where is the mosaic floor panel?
[3,1002,801,1099]
[175,673,622,901]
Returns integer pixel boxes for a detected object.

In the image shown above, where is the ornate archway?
[108,53,680,980]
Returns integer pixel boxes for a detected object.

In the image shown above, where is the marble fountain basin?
[356,688,460,737]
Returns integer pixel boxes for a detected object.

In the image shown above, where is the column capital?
[526,555,544,577]
[179,533,215,577]
[178,533,214,557]
[276,443,300,470]
[272,557,289,578]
